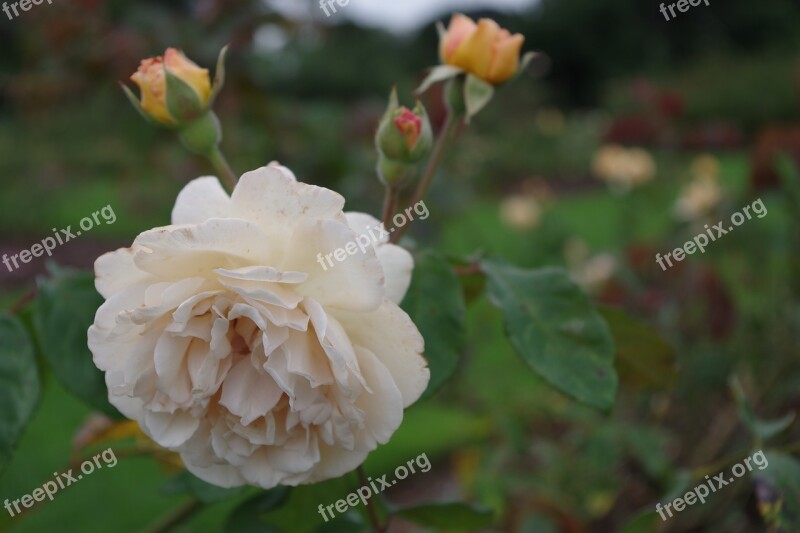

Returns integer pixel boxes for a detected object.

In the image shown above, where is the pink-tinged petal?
[143,409,200,448]
[172,177,231,225]
[440,13,478,62]
[219,358,284,426]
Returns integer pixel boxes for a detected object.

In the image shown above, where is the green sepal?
[165,67,205,124]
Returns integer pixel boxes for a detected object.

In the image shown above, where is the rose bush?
[88,163,429,488]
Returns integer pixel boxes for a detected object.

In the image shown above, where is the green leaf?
[34,270,120,418]
[599,307,677,391]
[364,404,490,475]
[313,513,369,533]
[396,502,494,531]
[225,487,291,533]
[731,377,795,443]
[463,74,494,122]
[165,67,205,123]
[775,152,800,208]
[482,260,617,410]
[754,451,800,530]
[415,64,463,95]
[230,474,360,533]
[0,315,41,474]
[401,251,466,399]
[163,470,248,504]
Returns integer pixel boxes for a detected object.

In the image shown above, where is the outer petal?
[440,13,478,62]
[132,219,275,280]
[487,33,524,84]
[230,165,345,244]
[94,247,152,299]
[450,18,502,80]
[333,300,428,407]
[345,212,412,303]
[376,245,413,304]
[172,177,231,225]
[164,48,211,105]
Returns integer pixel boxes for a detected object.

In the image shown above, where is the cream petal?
[94,247,152,299]
[281,218,384,312]
[171,176,231,225]
[352,346,403,443]
[219,358,284,426]
[133,219,274,280]
[231,165,345,234]
[143,409,200,448]
[376,244,414,304]
[345,212,387,245]
[333,300,428,407]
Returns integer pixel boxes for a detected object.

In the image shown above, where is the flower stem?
[391,110,460,243]
[357,465,387,532]
[382,187,398,228]
[208,147,238,191]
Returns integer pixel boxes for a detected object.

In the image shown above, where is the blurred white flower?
[500,194,541,230]
[88,164,429,489]
[592,144,656,192]
[565,239,616,293]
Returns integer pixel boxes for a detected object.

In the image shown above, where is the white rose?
[88,164,429,488]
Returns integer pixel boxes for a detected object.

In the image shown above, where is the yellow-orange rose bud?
[130,48,211,125]
[440,14,524,85]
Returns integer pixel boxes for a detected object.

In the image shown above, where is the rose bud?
[376,89,432,163]
[375,88,433,188]
[124,48,222,127]
[440,14,524,85]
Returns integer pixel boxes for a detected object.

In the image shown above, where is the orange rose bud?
[129,48,211,126]
[440,14,524,85]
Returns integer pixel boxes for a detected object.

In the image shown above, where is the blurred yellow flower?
[592,145,656,191]
[674,154,723,220]
[690,153,720,180]
[674,175,722,220]
[439,14,525,84]
[130,48,211,125]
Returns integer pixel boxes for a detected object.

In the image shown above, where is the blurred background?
[1,0,800,531]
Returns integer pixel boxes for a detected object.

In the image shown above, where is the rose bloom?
[130,48,211,125]
[88,164,429,488]
[439,14,525,84]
